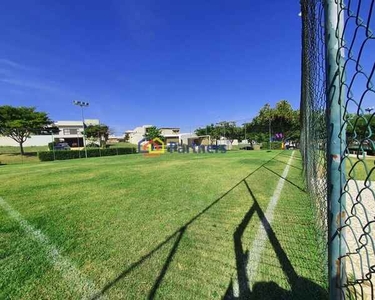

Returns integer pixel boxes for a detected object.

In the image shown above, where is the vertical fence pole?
[324,0,346,299]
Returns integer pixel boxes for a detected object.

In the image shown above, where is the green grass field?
[0,146,48,165]
[346,155,375,181]
[0,150,328,299]
[107,142,138,148]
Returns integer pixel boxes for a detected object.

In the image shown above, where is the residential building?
[107,135,125,144]
[126,125,182,145]
[54,119,100,147]
[0,119,100,147]
[160,127,180,145]
[125,125,154,145]
[125,125,205,146]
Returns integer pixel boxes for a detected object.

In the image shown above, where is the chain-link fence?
[300,0,375,299]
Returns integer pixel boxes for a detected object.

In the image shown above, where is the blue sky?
[0,1,302,134]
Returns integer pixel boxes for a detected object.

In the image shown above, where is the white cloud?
[0,59,27,70]
[0,78,59,92]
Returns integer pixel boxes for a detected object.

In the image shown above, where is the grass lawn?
[0,145,48,154]
[0,144,137,165]
[346,155,375,181]
[0,150,327,299]
[0,146,48,165]
[0,153,40,165]
[108,142,138,148]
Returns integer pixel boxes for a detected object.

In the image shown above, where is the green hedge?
[38,147,137,162]
[48,142,55,151]
[261,141,283,150]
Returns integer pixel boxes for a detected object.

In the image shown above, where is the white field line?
[233,151,295,296]
[0,197,105,300]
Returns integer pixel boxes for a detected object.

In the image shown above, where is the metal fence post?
[324,0,346,299]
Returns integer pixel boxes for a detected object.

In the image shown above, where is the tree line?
[1,102,373,155]
[195,100,300,144]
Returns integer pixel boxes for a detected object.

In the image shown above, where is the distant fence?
[300,0,374,299]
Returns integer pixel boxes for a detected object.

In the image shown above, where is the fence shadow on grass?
[90,151,327,300]
[223,180,327,300]
[262,165,307,193]
[272,158,303,171]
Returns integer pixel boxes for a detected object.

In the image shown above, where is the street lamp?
[365,107,374,114]
[73,100,89,158]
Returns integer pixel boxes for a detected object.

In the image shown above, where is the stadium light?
[73,100,90,159]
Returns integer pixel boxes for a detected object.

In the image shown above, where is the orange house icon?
[141,137,166,156]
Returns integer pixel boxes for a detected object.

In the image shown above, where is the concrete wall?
[179,133,198,145]
[128,130,146,145]
[0,135,52,147]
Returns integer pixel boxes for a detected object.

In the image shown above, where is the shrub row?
[48,142,55,150]
[38,147,137,161]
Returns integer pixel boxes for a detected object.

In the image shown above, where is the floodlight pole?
[81,106,87,158]
[73,101,89,159]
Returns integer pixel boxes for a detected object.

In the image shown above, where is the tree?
[195,124,224,144]
[124,132,130,142]
[195,122,245,145]
[85,124,111,148]
[218,121,242,144]
[0,105,54,155]
[272,100,299,141]
[248,100,300,143]
[144,126,164,141]
[346,113,375,149]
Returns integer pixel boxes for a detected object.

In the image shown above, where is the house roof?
[55,121,84,126]
[55,119,99,127]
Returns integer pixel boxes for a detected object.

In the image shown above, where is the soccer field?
[0,150,328,299]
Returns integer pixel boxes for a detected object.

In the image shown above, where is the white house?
[125,125,154,145]
[126,125,182,145]
[160,127,180,145]
[0,119,100,147]
[54,119,99,147]
[125,125,207,146]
